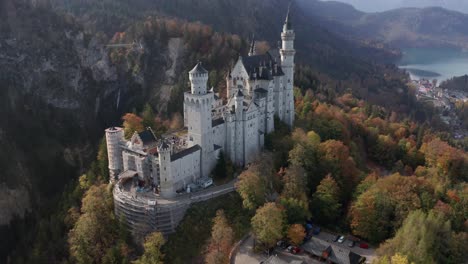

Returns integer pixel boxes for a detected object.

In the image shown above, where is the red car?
[359,243,369,249]
[291,246,303,254]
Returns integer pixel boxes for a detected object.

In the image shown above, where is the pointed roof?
[284,2,293,30]
[159,141,170,149]
[249,35,256,56]
[189,61,208,74]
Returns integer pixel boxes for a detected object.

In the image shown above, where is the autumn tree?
[317,140,359,197]
[374,254,414,264]
[251,203,286,249]
[133,232,165,264]
[68,184,130,264]
[350,174,435,243]
[281,165,308,203]
[377,210,463,264]
[236,153,278,210]
[122,113,144,139]
[236,169,266,210]
[205,210,234,264]
[311,175,342,224]
[287,224,306,246]
[353,172,378,199]
[420,138,468,184]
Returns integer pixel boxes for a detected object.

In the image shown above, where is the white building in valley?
[107,9,295,224]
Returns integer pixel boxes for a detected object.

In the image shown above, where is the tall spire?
[248,34,256,56]
[284,1,293,31]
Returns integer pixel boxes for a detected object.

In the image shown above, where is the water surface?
[398,48,468,83]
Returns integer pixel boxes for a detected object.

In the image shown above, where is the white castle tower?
[280,5,296,127]
[184,62,215,176]
[105,127,124,181]
[157,141,174,197]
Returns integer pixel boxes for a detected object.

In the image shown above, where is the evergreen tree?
[141,104,156,130]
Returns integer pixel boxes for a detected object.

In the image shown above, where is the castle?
[107,9,295,237]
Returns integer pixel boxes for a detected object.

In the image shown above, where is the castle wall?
[122,149,151,181]
[170,149,201,191]
[212,122,226,151]
[243,107,260,165]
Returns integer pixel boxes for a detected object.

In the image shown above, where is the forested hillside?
[296,0,468,50]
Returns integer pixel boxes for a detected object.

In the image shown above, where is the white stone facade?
[106,12,295,199]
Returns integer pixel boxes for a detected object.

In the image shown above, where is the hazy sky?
[323,0,468,13]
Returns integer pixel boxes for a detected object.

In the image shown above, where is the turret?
[185,62,215,177]
[189,62,209,95]
[280,3,296,128]
[158,141,174,198]
[105,127,124,182]
[248,36,257,56]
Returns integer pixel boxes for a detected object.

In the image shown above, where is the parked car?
[338,236,345,243]
[281,242,290,250]
[333,235,341,242]
[359,243,369,249]
[348,241,355,247]
[286,246,294,252]
[291,246,303,254]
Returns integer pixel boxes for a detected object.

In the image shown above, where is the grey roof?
[214,144,222,150]
[212,118,225,127]
[189,62,208,74]
[236,89,244,97]
[303,238,329,257]
[303,238,365,264]
[119,170,138,180]
[171,145,201,161]
[255,87,268,93]
[138,129,157,146]
[243,52,284,80]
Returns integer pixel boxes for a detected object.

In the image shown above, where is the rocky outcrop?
[0,1,179,230]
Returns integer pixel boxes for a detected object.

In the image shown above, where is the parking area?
[233,227,376,264]
[312,231,375,263]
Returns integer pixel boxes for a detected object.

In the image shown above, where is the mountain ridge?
[298,0,468,50]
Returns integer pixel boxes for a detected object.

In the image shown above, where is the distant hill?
[323,0,468,14]
[298,0,468,50]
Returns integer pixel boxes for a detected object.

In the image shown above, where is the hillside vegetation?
[296,0,468,50]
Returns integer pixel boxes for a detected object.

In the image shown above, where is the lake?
[398,48,468,83]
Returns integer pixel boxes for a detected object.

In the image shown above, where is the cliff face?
[0,0,179,227]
